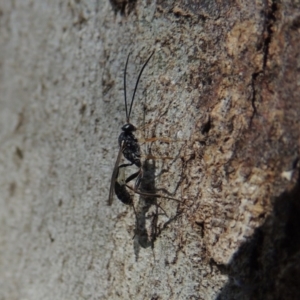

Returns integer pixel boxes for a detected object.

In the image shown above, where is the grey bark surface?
[0,0,300,299]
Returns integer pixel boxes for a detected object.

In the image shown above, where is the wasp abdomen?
[115,181,132,205]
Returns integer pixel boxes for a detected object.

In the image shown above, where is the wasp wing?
[108,143,124,205]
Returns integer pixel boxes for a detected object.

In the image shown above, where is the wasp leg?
[125,184,182,203]
[118,162,134,169]
[124,168,143,191]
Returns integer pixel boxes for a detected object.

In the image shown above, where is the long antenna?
[127,50,155,123]
[124,53,131,122]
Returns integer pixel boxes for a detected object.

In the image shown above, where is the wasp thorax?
[122,123,136,132]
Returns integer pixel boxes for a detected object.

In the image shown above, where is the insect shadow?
[134,130,185,250]
[108,51,182,239]
[109,0,137,15]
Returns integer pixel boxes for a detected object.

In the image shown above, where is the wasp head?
[122,123,136,133]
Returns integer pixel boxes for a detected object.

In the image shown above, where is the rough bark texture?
[0,0,300,299]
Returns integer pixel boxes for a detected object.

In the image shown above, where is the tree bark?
[0,0,299,299]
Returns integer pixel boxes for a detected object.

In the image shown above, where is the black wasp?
[108,51,155,207]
